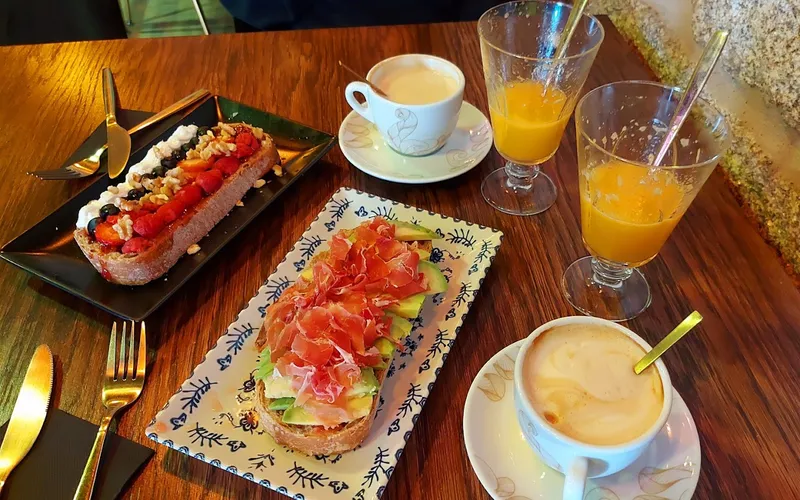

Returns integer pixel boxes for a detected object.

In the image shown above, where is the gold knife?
[0,345,54,494]
[102,68,133,180]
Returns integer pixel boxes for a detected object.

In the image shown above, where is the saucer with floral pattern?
[339,101,492,184]
[463,340,701,500]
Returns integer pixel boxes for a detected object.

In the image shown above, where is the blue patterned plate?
[146,187,503,500]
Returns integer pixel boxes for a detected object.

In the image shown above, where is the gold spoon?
[338,60,389,98]
[634,311,703,374]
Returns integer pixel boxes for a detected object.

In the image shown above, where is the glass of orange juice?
[478,1,604,215]
[562,81,730,321]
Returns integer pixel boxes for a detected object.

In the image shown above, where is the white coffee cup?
[344,54,465,157]
[513,316,673,500]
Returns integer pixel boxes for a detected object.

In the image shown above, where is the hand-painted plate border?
[146,187,503,500]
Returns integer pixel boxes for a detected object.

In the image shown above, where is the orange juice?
[581,160,686,266]
[489,81,570,164]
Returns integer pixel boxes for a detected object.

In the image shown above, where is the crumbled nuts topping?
[113,214,134,241]
[187,244,201,255]
[219,123,236,136]
[236,200,244,207]
[253,179,266,188]
[119,199,140,212]
[199,141,236,160]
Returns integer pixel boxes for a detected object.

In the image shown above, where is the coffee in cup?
[522,322,664,446]
[513,316,672,500]
[374,63,460,105]
[344,54,465,156]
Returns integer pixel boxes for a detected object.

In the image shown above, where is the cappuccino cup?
[514,317,673,500]
[344,54,465,156]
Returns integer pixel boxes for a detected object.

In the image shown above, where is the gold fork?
[73,321,147,500]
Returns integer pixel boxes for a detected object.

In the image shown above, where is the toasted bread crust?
[254,366,386,455]
[75,135,280,285]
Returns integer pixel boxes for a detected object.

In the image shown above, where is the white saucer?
[464,340,701,500]
[338,101,493,184]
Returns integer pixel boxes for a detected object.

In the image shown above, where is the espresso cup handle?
[344,82,375,123]
[562,457,588,500]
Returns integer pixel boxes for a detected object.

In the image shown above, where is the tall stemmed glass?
[478,0,604,215]
[562,81,731,321]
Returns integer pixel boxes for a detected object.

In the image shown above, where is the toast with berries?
[74,122,281,285]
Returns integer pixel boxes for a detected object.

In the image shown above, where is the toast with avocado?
[253,217,447,455]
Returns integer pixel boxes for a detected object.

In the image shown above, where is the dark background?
[0,0,505,45]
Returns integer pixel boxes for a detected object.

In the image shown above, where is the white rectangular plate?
[146,187,503,500]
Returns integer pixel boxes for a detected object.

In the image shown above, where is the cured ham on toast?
[253,217,448,455]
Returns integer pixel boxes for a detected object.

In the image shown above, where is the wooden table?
[1,19,798,500]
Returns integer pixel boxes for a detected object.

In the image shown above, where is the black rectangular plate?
[1,96,336,320]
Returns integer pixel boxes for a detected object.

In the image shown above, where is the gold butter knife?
[102,68,133,180]
[0,345,54,493]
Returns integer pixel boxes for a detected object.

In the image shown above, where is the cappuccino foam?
[523,324,664,446]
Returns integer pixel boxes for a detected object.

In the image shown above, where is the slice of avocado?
[268,397,295,411]
[256,350,275,381]
[346,368,380,397]
[387,293,426,318]
[414,248,432,260]
[282,395,374,425]
[386,312,413,339]
[282,406,321,425]
[264,376,297,399]
[346,395,374,419]
[374,337,395,359]
[418,260,448,295]
[391,221,440,241]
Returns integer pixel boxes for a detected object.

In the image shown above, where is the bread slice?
[255,367,386,456]
[74,135,280,285]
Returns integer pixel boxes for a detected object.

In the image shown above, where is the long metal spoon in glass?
[561,31,731,321]
[477,0,604,216]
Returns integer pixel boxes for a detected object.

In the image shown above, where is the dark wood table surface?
[1,18,799,500]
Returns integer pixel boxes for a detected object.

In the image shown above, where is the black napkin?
[55,108,155,174]
[0,409,154,500]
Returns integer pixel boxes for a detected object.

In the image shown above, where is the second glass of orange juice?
[562,81,730,321]
[478,1,604,216]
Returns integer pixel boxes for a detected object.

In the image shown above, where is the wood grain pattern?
[1,18,799,500]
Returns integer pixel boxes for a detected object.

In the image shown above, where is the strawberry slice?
[196,169,224,195]
[121,237,153,254]
[155,200,186,224]
[94,222,124,247]
[140,201,160,212]
[234,144,254,159]
[173,184,203,207]
[213,156,240,176]
[177,158,212,173]
[133,213,166,238]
